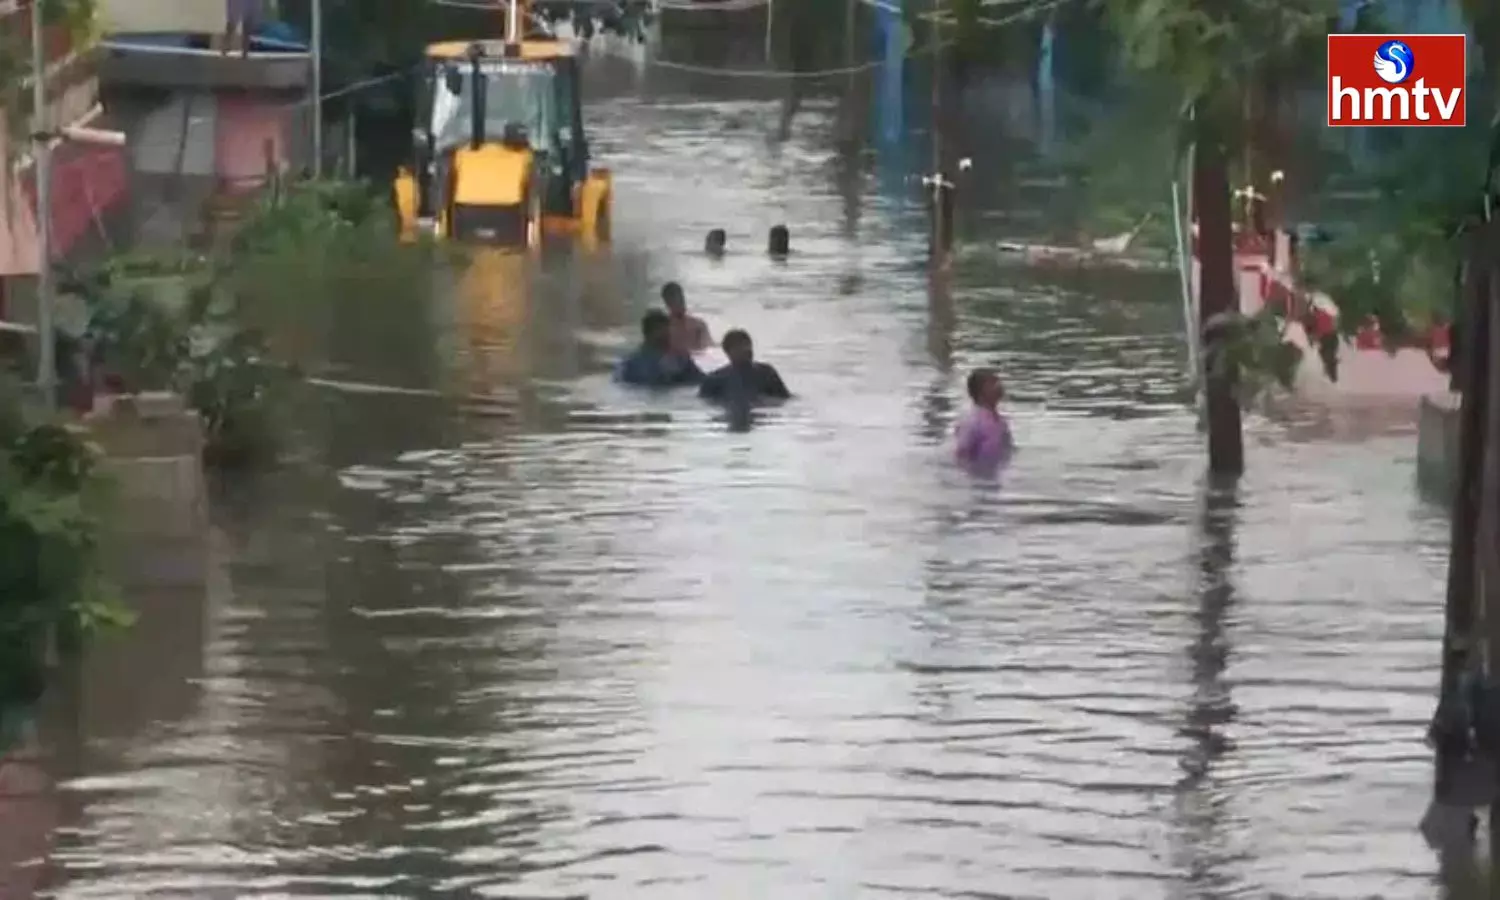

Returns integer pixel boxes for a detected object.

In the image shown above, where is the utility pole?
[927,0,952,267]
[764,0,773,63]
[30,0,54,407]
[843,0,855,87]
[345,108,357,177]
[311,0,323,176]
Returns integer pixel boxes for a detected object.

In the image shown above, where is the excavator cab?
[394,36,611,247]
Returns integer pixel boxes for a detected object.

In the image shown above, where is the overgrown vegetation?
[0,377,128,707]
[72,177,427,468]
[1297,121,1495,343]
[0,176,425,708]
[0,0,102,169]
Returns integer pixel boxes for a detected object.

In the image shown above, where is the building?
[0,0,129,327]
[95,0,311,246]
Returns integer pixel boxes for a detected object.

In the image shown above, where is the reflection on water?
[15,77,1454,899]
[1170,478,1239,897]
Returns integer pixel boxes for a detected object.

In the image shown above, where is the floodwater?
[16,63,1455,899]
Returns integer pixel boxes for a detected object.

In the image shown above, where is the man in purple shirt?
[954,367,1014,473]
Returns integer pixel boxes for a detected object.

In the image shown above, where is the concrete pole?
[929,2,951,267]
[345,108,356,178]
[311,0,323,176]
[764,0,773,63]
[30,0,54,407]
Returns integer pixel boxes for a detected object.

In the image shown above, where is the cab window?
[428,61,559,152]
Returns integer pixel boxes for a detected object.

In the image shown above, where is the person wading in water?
[615,310,703,387]
[705,229,727,257]
[953,367,1015,474]
[768,224,790,258]
[661,282,711,356]
[699,329,790,404]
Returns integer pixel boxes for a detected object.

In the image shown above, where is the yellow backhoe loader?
[393,0,612,248]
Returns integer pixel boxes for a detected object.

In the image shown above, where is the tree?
[1098,0,1336,475]
[1460,0,1500,90]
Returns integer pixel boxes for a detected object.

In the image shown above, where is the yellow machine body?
[394,30,611,248]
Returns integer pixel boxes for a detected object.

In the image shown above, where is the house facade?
[0,0,129,324]
[95,0,311,246]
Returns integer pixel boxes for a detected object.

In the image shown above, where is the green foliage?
[69,182,414,469]
[230,177,396,259]
[1299,230,1457,344]
[1461,0,1500,92]
[0,376,126,705]
[1202,309,1305,403]
[40,0,100,44]
[1056,75,1180,244]
[79,270,296,469]
[223,179,436,357]
[1296,124,1490,352]
[1099,0,1336,140]
[0,0,99,173]
[187,328,290,468]
[83,285,193,391]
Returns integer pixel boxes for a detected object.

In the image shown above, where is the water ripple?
[25,72,1451,900]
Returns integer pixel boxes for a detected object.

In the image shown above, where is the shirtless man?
[661,282,711,355]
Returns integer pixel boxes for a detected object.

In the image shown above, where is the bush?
[75,178,428,469]
[0,378,128,705]
[219,177,439,373]
[78,260,297,468]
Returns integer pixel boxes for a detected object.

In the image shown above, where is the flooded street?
[30,71,1453,898]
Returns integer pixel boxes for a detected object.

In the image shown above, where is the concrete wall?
[105,87,312,247]
[1418,391,1461,501]
[84,392,210,587]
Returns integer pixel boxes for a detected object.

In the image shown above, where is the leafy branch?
[0,371,126,706]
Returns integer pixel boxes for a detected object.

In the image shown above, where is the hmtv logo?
[1326,34,1466,127]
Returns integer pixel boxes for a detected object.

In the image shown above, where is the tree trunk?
[1193,125,1245,475]
[1437,225,1490,799]
[1482,250,1500,867]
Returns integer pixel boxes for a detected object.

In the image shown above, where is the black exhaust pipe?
[469,49,486,150]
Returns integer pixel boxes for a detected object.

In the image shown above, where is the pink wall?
[214,93,296,193]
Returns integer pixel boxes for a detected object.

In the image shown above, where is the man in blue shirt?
[616,309,703,387]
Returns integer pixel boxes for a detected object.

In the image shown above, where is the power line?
[656,0,768,10]
[281,68,413,108]
[633,39,946,78]
[369,0,1071,88]
[628,0,1068,78]
[860,0,1067,27]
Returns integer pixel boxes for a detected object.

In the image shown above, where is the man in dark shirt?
[616,310,703,387]
[699,328,790,403]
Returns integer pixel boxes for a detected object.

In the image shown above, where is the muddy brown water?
[15,70,1453,899]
